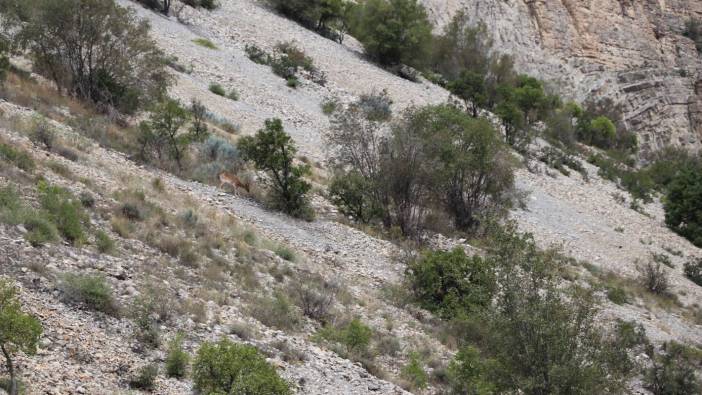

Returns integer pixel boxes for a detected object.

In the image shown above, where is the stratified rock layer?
[423,0,702,154]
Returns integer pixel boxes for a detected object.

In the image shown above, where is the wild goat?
[218,171,250,194]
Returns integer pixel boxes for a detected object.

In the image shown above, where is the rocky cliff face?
[422,0,702,155]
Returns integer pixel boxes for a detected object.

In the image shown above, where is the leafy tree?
[480,229,636,394]
[326,98,392,226]
[405,105,514,231]
[238,119,313,219]
[664,164,702,247]
[348,0,432,68]
[432,14,492,81]
[0,280,42,395]
[138,99,193,171]
[270,0,348,38]
[328,170,379,223]
[578,115,617,149]
[494,99,525,147]
[14,0,170,114]
[407,248,496,318]
[448,71,487,117]
[192,338,290,395]
[645,342,701,395]
[326,103,514,236]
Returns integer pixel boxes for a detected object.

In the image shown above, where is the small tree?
[482,228,636,393]
[348,0,432,68]
[0,280,42,395]
[15,0,170,114]
[448,71,487,117]
[193,338,290,395]
[238,118,313,219]
[665,165,702,248]
[404,105,514,231]
[432,14,492,81]
[139,98,197,171]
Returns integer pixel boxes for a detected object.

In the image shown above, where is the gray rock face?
[422,0,702,154]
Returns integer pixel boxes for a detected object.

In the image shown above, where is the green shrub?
[0,142,35,172]
[407,248,496,318]
[342,318,372,355]
[24,216,59,247]
[285,76,299,88]
[129,364,158,391]
[95,230,115,254]
[645,342,701,395]
[665,165,702,247]
[328,170,380,223]
[639,260,670,295]
[30,117,56,150]
[245,44,270,65]
[133,303,160,349]
[238,119,313,219]
[347,0,432,68]
[138,98,202,171]
[317,318,372,356]
[227,89,239,101]
[209,82,226,96]
[321,98,338,115]
[165,334,190,379]
[193,338,290,395]
[684,258,702,286]
[60,274,118,315]
[472,228,637,394]
[578,116,617,149]
[447,346,498,395]
[606,286,629,305]
[274,245,296,262]
[193,38,218,49]
[401,352,428,391]
[78,192,95,208]
[250,292,301,331]
[38,182,89,245]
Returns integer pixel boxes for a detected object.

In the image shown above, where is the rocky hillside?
[1,0,701,394]
[423,0,702,154]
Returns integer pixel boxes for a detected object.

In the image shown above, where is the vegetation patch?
[193,38,218,49]
[193,338,290,395]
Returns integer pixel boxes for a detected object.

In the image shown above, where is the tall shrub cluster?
[269,0,349,41]
[408,227,645,394]
[138,99,210,171]
[5,0,170,115]
[326,100,514,236]
[238,119,313,219]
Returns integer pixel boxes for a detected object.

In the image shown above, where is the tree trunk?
[1,344,17,395]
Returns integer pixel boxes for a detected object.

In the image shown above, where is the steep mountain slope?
[423,0,702,154]
[1,0,701,394]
